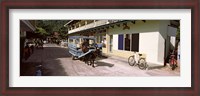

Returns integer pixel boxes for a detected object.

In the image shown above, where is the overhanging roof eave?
[64,20,74,27]
[68,20,131,35]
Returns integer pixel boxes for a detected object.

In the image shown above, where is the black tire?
[138,59,147,70]
[128,56,136,66]
[172,65,176,70]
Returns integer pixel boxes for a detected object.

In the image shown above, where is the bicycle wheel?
[138,59,147,70]
[128,56,136,66]
[171,64,176,70]
[170,59,177,70]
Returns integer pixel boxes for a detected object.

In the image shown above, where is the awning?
[20,20,36,32]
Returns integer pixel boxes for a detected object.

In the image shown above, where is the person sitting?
[81,39,89,53]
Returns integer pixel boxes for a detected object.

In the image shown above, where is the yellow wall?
[107,50,146,59]
[107,20,159,35]
[102,48,107,54]
[109,50,134,58]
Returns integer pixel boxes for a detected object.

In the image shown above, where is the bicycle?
[128,53,148,70]
[169,54,178,70]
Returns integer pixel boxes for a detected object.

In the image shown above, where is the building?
[65,20,179,65]
[20,20,36,61]
[20,20,36,38]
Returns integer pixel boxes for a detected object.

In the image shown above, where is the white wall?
[113,34,118,50]
[157,32,165,64]
[139,32,159,63]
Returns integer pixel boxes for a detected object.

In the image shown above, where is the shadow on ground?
[95,61,114,67]
[20,46,70,76]
[43,59,68,76]
[20,62,41,76]
[20,59,68,76]
[148,65,165,70]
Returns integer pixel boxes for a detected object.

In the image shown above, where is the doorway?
[110,35,113,52]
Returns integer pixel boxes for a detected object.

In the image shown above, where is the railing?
[68,20,109,34]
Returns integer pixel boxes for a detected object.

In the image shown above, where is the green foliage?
[59,31,68,39]
[35,27,49,35]
[36,20,69,38]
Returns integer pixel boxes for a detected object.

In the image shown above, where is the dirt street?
[21,44,180,76]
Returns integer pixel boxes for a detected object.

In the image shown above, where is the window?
[118,33,139,52]
[131,33,139,52]
[125,34,130,51]
[118,34,124,50]
[110,35,113,52]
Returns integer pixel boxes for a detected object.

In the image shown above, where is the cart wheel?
[72,56,77,60]
[138,59,147,70]
[128,56,136,66]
